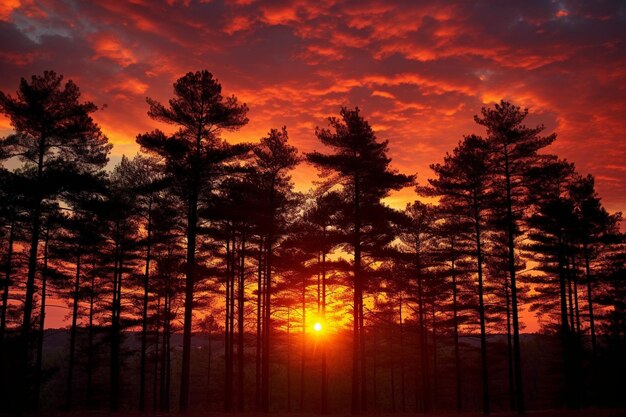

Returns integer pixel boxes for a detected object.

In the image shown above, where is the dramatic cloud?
[1,0,625,215]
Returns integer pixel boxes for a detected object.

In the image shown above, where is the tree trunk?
[451,239,462,413]
[237,232,246,412]
[573,266,581,335]
[139,205,152,411]
[153,295,160,412]
[389,324,396,413]
[19,135,46,411]
[399,297,406,412]
[65,251,81,410]
[503,146,524,413]
[206,327,212,409]
[417,248,429,413]
[557,235,573,408]
[256,238,263,410]
[87,258,96,407]
[321,246,328,414]
[34,227,50,410]
[287,308,292,412]
[432,303,439,410]
[161,288,172,412]
[300,272,306,411]
[229,229,236,409]
[262,234,272,412]
[180,186,198,413]
[0,221,15,385]
[225,234,233,412]
[473,199,489,414]
[111,221,125,412]
[505,274,515,411]
[583,244,597,357]
[352,176,362,415]
[567,261,575,334]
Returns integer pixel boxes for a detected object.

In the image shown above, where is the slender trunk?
[570,255,583,407]
[567,261,575,334]
[229,230,236,410]
[389,324,396,413]
[0,221,15,383]
[207,329,212,409]
[237,232,246,412]
[256,238,263,410]
[557,234,573,408]
[34,228,50,410]
[432,304,438,410]
[139,205,152,411]
[557,235,570,335]
[225,235,232,412]
[583,244,597,357]
[373,337,378,410]
[87,259,96,407]
[180,185,198,413]
[573,262,581,336]
[153,295,160,412]
[19,135,46,411]
[111,221,125,412]
[505,274,515,411]
[503,146,524,413]
[352,278,360,415]
[165,290,172,412]
[359,289,367,412]
[321,247,328,414]
[400,297,406,412]
[317,252,321,313]
[262,233,272,412]
[287,308,292,412]
[160,293,167,411]
[262,179,278,413]
[65,251,81,410]
[451,239,462,413]
[300,272,306,411]
[417,247,429,413]
[352,176,362,414]
[473,198,489,414]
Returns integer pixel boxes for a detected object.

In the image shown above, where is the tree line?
[0,70,624,414]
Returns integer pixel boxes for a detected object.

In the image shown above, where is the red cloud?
[0,0,624,223]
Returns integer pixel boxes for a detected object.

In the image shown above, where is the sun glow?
[313,322,323,332]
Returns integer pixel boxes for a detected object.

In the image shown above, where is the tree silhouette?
[0,71,111,411]
[475,101,555,413]
[425,135,493,413]
[253,127,299,412]
[137,70,249,412]
[308,107,413,413]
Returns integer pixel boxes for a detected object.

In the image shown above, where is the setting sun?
[313,322,323,332]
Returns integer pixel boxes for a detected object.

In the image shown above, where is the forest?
[0,69,625,415]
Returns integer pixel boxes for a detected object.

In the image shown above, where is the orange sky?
[1,0,625,330]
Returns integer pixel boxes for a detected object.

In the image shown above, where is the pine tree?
[307,107,413,413]
[137,70,249,412]
[424,135,493,413]
[475,101,555,413]
[0,71,111,410]
[254,127,299,412]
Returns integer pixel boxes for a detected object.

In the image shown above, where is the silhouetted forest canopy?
[0,70,625,415]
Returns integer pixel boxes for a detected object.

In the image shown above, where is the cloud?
[0,0,624,220]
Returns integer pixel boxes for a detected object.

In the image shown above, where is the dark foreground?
[12,409,626,417]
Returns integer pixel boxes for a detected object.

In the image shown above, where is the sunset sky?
[1,0,625,216]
